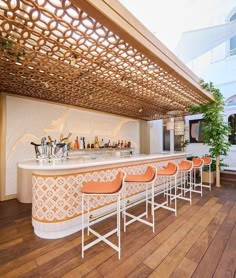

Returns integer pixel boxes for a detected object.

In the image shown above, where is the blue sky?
[119,0,222,51]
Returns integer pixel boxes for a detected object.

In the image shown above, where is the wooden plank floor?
[0,185,235,278]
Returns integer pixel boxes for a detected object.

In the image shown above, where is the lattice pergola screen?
[0,0,211,120]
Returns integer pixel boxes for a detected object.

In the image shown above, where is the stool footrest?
[154,201,176,213]
[202,184,211,189]
[84,227,119,253]
[124,211,154,228]
[191,189,202,194]
[176,193,191,203]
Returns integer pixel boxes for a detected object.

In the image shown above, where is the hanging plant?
[0,36,26,62]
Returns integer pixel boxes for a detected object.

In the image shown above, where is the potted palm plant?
[202,157,216,184]
[189,80,231,187]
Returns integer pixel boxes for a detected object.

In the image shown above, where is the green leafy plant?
[0,36,25,62]
[189,80,231,186]
[180,139,189,150]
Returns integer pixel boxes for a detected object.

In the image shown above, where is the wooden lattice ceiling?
[0,0,214,120]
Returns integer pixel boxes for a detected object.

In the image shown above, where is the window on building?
[228,114,236,144]
[230,13,236,56]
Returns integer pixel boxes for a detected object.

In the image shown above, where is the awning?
[176,21,236,63]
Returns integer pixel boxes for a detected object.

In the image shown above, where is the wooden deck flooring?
[0,185,235,277]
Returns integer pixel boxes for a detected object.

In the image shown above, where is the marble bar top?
[18,152,187,171]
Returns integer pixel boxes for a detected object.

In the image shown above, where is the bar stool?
[202,156,213,191]
[81,171,126,259]
[153,162,179,216]
[177,160,193,204]
[123,165,157,233]
[192,157,204,196]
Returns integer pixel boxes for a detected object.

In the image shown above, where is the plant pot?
[202,170,216,184]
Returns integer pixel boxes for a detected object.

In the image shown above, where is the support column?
[0,94,6,200]
[170,118,175,153]
[139,120,150,154]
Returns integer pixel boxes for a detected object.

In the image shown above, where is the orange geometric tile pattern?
[32,158,182,223]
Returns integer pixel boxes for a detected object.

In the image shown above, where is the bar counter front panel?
[18,153,186,239]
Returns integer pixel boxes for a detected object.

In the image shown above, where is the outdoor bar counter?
[18,152,186,239]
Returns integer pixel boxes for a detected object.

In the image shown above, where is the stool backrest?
[81,171,126,194]
[179,160,193,171]
[192,158,204,168]
[157,162,179,176]
[202,156,212,165]
[109,171,126,193]
[144,165,156,181]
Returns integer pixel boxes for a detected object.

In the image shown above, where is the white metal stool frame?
[123,166,157,233]
[153,162,179,216]
[177,160,193,204]
[202,156,213,191]
[191,158,204,197]
[81,172,126,259]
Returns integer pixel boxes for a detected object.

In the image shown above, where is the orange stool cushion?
[157,162,177,176]
[81,172,123,194]
[179,160,192,171]
[202,156,212,165]
[192,158,203,167]
[125,166,155,182]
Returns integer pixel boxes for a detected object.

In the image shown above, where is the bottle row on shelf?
[73,135,131,150]
[30,133,133,161]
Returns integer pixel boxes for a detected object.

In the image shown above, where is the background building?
[176,2,236,167]
[121,0,236,167]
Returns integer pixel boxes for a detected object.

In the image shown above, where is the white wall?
[150,120,163,154]
[5,95,140,195]
[223,106,236,167]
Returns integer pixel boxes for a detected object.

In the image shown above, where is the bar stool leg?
[87,195,90,236]
[123,196,127,232]
[117,195,121,259]
[146,185,148,218]
[174,176,177,216]
[189,171,192,204]
[151,184,155,233]
[82,194,85,258]
[209,165,212,191]
[200,167,203,196]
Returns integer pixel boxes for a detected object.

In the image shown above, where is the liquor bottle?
[48,136,53,143]
[73,136,79,149]
[83,137,86,149]
[87,141,91,149]
[121,140,124,148]
[41,137,47,155]
[94,136,100,148]
[128,141,131,148]
[79,137,84,149]
[100,138,104,148]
